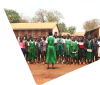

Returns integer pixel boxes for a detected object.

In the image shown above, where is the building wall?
[13,30,18,37]
[52,25,59,36]
[20,30,25,36]
[91,28,99,37]
[14,29,53,38]
[28,30,32,35]
[34,30,38,37]
[99,28,100,36]
[41,30,45,38]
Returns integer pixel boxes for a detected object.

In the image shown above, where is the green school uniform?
[64,39,71,57]
[28,41,37,60]
[86,41,93,60]
[57,38,63,55]
[71,41,78,58]
[46,37,56,63]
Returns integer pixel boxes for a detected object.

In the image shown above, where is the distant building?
[84,27,100,38]
[61,32,85,37]
[11,22,60,38]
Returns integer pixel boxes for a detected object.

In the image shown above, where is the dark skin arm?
[71,46,72,53]
[56,38,61,44]
[63,43,65,52]
[36,44,38,54]
[76,45,78,53]
[46,43,48,51]
[55,43,57,51]
[28,46,30,52]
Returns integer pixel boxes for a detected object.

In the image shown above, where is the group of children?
[17,32,100,69]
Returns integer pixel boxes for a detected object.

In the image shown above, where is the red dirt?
[28,63,85,85]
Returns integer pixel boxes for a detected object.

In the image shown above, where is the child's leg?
[57,55,59,63]
[87,59,89,64]
[83,56,85,64]
[73,58,75,64]
[52,63,54,67]
[61,55,63,62]
[47,63,49,69]
[38,50,40,62]
[44,51,46,62]
[69,56,71,64]
[59,55,61,62]
[95,55,98,61]
[66,56,68,63]
[76,58,78,64]
[42,51,45,62]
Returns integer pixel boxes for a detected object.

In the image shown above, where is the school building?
[61,32,85,37]
[84,27,100,38]
[11,22,60,38]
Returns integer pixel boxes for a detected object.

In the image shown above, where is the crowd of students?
[17,32,100,69]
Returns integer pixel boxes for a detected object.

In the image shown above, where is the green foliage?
[32,9,63,23]
[67,26,76,35]
[58,22,76,34]
[4,8,20,23]
[19,19,28,23]
[46,10,63,23]
[58,22,67,32]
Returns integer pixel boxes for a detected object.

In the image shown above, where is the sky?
[2,0,100,32]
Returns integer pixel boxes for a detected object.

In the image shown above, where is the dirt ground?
[27,60,87,85]
[25,48,96,85]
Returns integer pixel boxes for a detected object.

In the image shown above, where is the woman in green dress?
[46,32,56,69]
[65,34,71,65]
[28,37,37,64]
[63,35,66,63]
[85,35,93,64]
[71,36,78,65]
[56,33,64,64]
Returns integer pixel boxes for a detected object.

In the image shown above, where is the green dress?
[28,41,37,60]
[46,37,56,63]
[64,39,71,57]
[86,41,93,60]
[71,41,78,58]
[57,38,63,55]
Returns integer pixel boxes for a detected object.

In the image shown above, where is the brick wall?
[14,30,18,37]
[28,30,32,36]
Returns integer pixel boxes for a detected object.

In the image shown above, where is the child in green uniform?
[56,34,65,64]
[85,35,93,64]
[46,32,56,69]
[71,36,78,65]
[28,37,37,64]
[54,32,57,63]
[65,34,71,65]
[63,35,66,63]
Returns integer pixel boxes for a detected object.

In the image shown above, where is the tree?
[83,19,99,31]
[19,19,28,23]
[58,22,67,32]
[32,9,47,22]
[46,10,63,23]
[67,26,76,35]
[32,9,63,23]
[58,22,76,34]
[19,13,29,23]
[4,8,20,23]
